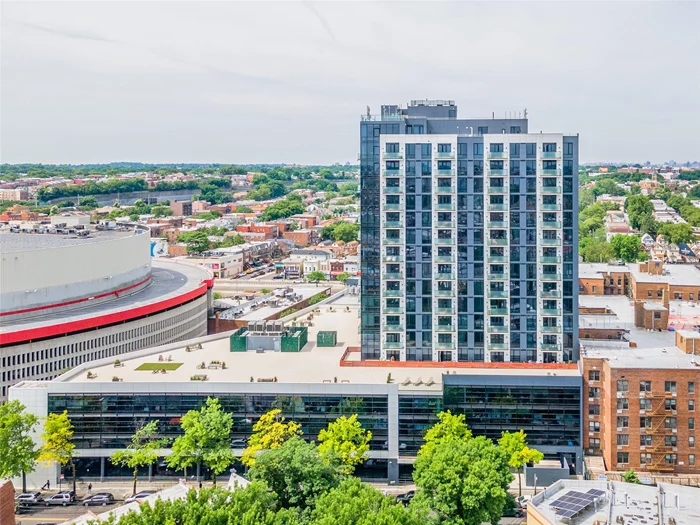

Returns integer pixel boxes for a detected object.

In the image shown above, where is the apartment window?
[690,400,695,412]
[690,455,696,466]
[690,436,695,448]
[648,290,653,297]
[543,143,557,153]
[589,421,600,432]
[564,142,574,156]
[589,438,600,449]
[640,416,652,428]
[690,418,695,430]
[473,143,484,156]
[617,452,629,464]
[617,434,629,446]
[641,435,653,446]
[510,143,520,157]
[386,143,399,153]
[617,398,629,410]
[510,126,521,134]
[690,382,695,394]
[406,144,416,159]
[592,286,597,293]
[525,143,536,157]
[640,381,652,392]
[589,404,601,416]
[665,435,677,447]
[666,381,677,393]
[588,370,600,381]
[617,380,629,392]
[665,399,677,411]
[437,143,451,153]
[617,416,629,428]
[421,144,431,157]
[665,417,677,429]
[665,454,677,465]
[478,126,488,135]
[641,453,652,464]
[589,387,601,399]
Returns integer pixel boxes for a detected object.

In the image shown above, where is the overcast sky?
[2,1,699,165]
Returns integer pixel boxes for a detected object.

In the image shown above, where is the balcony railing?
[435,325,455,332]
[487,203,508,211]
[436,169,456,176]
[384,186,403,194]
[434,255,454,263]
[382,324,404,332]
[487,255,508,263]
[435,289,455,297]
[435,203,455,211]
[435,220,455,228]
[541,325,562,333]
[488,238,509,246]
[435,185,455,193]
[488,343,508,351]
[383,255,403,262]
[384,341,404,349]
[436,272,455,280]
[488,307,508,315]
[540,221,562,229]
[383,152,403,159]
[541,203,561,211]
[436,151,455,159]
[382,272,404,280]
[542,169,562,176]
[382,236,403,245]
[540,343,562,352]
[488,186,507,194]
[541,238,560,245]
[435,307,455,315]
[384,203,402,211]
[382,221,403,228]
[487,290,508,298]
[488,221,508,228]
[541,308,562,316]
[488,325,509,334]
[384,289,403,297]
[488,151,508,159]
[434,237,454,245]
[382,169,401,177]
[541,151,560,159]
[540,256,561,264]
[540,290,561,298]
[488,273,507,281]
[541,186,562,194]
[541,273,562,281]
[435,342,456,350]
[384,307,403,314]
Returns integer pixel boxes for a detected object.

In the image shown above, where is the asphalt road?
[16,502,121,523]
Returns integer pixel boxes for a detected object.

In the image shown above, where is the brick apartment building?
[170,200,193,216]
[283,229,317,247]
[236,223,278,240]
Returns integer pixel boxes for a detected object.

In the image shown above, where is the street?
[16,502,121,523]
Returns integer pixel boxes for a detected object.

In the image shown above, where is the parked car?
[83,493,115,506]
[273,274,284,279]
[16,492,43,504]
[45,492,75,506]
[15,502,31,514]
[125,491,155,503]
[395,490,415,504]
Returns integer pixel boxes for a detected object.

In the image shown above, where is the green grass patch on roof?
[135,363,183,371]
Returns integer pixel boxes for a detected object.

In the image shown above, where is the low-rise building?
[0,188,29,201]
[283,229,317,247]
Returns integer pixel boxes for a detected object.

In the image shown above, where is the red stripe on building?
[0,284,208,346]
[0,275,153,317]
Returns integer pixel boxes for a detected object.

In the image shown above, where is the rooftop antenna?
[366,106,371,118]
[524,108,528,119]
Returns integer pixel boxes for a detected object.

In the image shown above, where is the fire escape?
[642,390,677,472]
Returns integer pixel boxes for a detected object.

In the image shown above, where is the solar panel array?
[550,488,606,519]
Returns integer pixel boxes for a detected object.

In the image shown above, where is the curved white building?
[0,226,213,399]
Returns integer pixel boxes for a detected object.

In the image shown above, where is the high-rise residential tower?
[360,100,579,363]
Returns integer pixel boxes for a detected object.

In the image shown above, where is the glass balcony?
[539,256,561,264]
[541,308,562,316]
[382,169,401,177]
[488,169,506,176]
[382,221,403,228]
[487,203,508,211]
[384,290,404,297]
[540,343,562,352]
[384,307,403,314]
[487,255,508,263]
[382,236,402,245]
[435,289,455,297]
[541,326,562,333]
[384,186,403,194]
[382,324,404,332]
[541,186,561,194]
[488,186,507,194]
[435,185,455,193]
[540,290,561,298]
[435,307,455,315]
[488,238,509,246]
[436,272,455,280]
[383,255,403,262]
[541,203,561,211]
[541,151,560,159]
[488,326,508,334]
[384,152,403,159]
[436,151,455,159]
[384,203,402,211]
[435,220,455,228]
[541,273,561,281]
[542,169,562,176]
[435,203,455,211]
[488,221,508,228]
[384,341,404,349]
[435,325,455,332]
[434,255,454,263]
[434,237,454,245]
[487,290,508,298]
[540,221,562,229]
[436,169,456,176]
[487,151,508,159]
[382,272,403,280]
[488,343,508,351]
[435,342,456,350]
[488,273,507,281]
[488,307,508,315]
[541,238,560,246]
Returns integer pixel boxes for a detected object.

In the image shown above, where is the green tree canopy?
[498,430,544,497]
[658,222,695,244]
[306,270,326,286]
[418,411,472,457]
[110,420,168,495]
[166,397,233,484]
[610,234,644,262]
[317,415,372,474]
[178,230,210,254]
[626,194,654,230]
[621,469,641,484]
[0,400,38,491]
[38,411,77,492]
[242,408,302,467]
[248,437,340,511]
[260,196,305,221]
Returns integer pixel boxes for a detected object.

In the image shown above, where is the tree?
[317,415,372,474]
[79,196,99,209]
[580,232,615,263]
[610,234,644,262]
[179,230,210,254]
[498,430,544,497]
[234,205,254,213]
[309,477,424,525]
[248,437,339,510]
[166,397,233,485]
[626,195,654,230]
[38,411,77,493]
[658,222,694,245]
[639,215,659,236]
[306,270,326,287]
[336,272,352,284]
[242,408,302,467]
[110,421,168,495]
[418,410,472,457]
[332,222,359,242]
[0,400,38,492]
[413,436,513,525]
[622,469,641,484]
[218,233,246,247]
